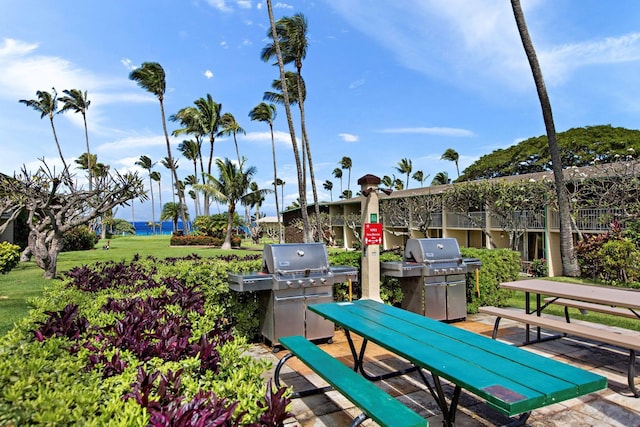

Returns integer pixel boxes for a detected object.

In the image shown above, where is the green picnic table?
[307,299,606,426]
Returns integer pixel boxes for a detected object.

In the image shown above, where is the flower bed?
[0,254,290,426]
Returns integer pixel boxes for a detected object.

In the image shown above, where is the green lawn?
[0,235,264,335]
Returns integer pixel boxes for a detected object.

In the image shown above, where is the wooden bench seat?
[543,297,640,320]
[479,306,640,397]
[274,335,427,427]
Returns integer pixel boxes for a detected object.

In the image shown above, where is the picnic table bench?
[542,297,640,321]
[275,335,427,427]
[480,279,640,397]
[278,299,606,427]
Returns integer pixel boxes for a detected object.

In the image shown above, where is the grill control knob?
[320,278,327,284]
[286,280,293,287]
[309,279,316,285]
[298,280,304,286]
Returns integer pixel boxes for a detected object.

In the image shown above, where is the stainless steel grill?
[228,243,358,351]
[381,238,479,322]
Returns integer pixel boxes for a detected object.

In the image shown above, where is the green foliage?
[330,251,403,306]
[530,258,548,277]
[0,254,284,425]
[193,213,234,238]
[62,226,100,252]
[110,218,136,236]
[461,247,520,313]
[576,221,640,286]
[460,125,640,181]
[0,241,20,274]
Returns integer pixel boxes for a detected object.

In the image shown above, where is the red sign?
[363,223,383,245]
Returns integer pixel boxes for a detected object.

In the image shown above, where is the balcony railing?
[446,211,486,229]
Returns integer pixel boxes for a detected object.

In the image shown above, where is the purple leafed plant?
[32,303,90,342]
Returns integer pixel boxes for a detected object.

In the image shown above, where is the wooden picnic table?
[308,299,606,427]
[500,279,640,341]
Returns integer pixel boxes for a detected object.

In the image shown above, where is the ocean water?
[130,221,189,236]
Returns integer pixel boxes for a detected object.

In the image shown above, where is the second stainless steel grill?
[228,243,358,351]
[381,238,476,322]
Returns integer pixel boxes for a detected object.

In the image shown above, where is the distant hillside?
[459,125,640,181]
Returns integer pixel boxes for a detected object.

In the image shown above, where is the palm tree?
[339,189,352,199]
[510,0,579,276]
[178,139,201,216]
[339,156,352,195]
[262,13,321,236]
[275,178,286,215]
[129,62,188,234]
[218,112,246,165]
[393,178,404,190]
[332,168,343,194]
[323,180,333,201]
[197,157,260,249]
[161,202,188,234]
[395,158,413,189]
[19,88,68,172]
[150,171,162,232]
[184,174,200,217]
[59,89,92,189]
[412,170,429,187]
[161,156,178,204]
[441,148,460,178]
[381,175,393,188]
[249,102,283,242]
[195,95,222,192]
[74,153,98,184]
[431,171,450,185]
[265,0,312,242]
[135,155,156,234]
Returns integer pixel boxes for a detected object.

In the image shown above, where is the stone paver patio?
[246,313,640,426]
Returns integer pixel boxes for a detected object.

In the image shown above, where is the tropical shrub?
[0,241,20,274]
[530,258,548,277]
[170,235,243,247]
[62,225,99,252]
[576,221,640,286]
[461,247,520,313]
[0,254,290,426]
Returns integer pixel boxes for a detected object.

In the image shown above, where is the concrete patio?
[247,313,640,426]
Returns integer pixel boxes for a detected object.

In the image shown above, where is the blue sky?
[2,1,640,221]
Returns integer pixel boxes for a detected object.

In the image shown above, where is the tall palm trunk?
[269,121,283,242]
[296,71,321,240]
[82,113,92,190]
[149,176,156,234]
[48,113,68,173]
[159,99,188,233]
[198,139,208,216]
[267,0,312,242]
[511,0,579,276]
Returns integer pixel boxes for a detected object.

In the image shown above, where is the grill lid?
[262,243,330,275]
[403,238,462,264]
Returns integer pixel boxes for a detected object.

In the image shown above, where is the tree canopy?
[460,125,640,181]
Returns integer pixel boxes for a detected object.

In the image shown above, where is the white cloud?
[379,127,474,137]
[220,41,229,49]
[206,0,232,12]
[121,58,136,71]
[204,69,214,79]
[237,1,252,9]
[338,133,359,142]
[96,135,167,153]
[348,78,365,89]
[244,130,296,145]
[274,2,293,9]
[540,33,640,85]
